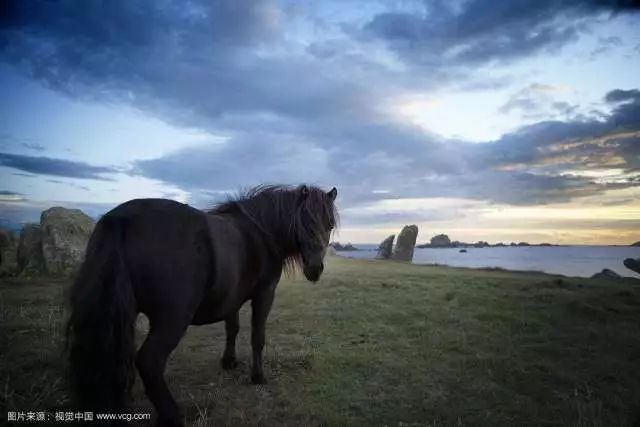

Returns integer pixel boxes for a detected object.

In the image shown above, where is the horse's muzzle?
[303,263,324,283]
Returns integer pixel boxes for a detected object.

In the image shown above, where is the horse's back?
[101,198,213,318]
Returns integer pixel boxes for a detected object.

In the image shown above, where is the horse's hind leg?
[221,310,240,369]
[136,319,189,427]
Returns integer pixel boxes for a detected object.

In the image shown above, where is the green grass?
[1,256,640,426]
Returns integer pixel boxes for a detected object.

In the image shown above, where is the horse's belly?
[190,290,245,325]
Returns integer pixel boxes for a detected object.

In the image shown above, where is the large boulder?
[40,207,95,274]
[590,268,622,280]
[17,224,45,275]
[0,228,19,275]
[376,234,395,259]
[392,225,419,262]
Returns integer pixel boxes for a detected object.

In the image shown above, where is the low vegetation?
[1,257,639,426]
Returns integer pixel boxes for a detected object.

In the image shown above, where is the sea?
[336,244,640,278]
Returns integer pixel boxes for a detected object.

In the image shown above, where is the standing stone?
[623,258,640,275]
[392,225,419,262]
[376,235,395,259]
[40,207,95,274]
[0,229,19,275]
[17,224,45,274]
[40,207,94,274]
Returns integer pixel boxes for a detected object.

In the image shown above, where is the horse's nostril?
[320,263,324,272]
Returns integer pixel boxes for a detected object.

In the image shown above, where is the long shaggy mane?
[208,184,339,273]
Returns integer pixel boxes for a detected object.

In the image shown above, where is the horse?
[66,184,338,426]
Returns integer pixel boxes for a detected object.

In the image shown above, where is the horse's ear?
[327,187,337,201]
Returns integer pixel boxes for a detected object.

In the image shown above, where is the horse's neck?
[236,202,297,260]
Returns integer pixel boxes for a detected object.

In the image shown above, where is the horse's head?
[295,185,338,282]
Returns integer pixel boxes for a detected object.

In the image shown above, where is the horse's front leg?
[250,284,276,384]
[221,311,240,369]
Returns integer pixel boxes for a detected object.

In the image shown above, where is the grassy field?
[1,256,640,426]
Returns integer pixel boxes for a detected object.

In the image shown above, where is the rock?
[623,258,640,274]
[430,234,451,247]
[590,268,622,280]
[17,224,45,275]
[376,235,395,259]
[330,242,358,251]
[392,225,419,262]
[0,228,19,275]
[459,249,467,253]
[40,207,95,274]
[631,241,640,247]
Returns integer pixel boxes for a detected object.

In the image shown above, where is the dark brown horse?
[66,184,338,426]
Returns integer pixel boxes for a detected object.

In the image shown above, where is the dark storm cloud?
[0,0,638,214]
[0,0,371,132]
[363,0,640,67]
[0,152,117,180]
[605,88,640,103]
[136,87,640,208]
[0,189,24,201]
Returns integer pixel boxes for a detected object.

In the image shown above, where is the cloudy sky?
[1,0,639,244]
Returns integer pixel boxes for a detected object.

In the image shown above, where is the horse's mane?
[207,184,338,272]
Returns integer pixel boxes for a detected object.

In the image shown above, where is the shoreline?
[333,252,640,280]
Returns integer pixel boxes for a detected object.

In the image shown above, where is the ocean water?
[336,245,640,278]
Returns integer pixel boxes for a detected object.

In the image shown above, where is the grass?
[1,256,640,426]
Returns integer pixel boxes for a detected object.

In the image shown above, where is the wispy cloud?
[0,152,118,180]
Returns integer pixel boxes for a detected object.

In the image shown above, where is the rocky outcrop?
[376,235,395,259]
[40,207,95,274]
[430,234,451,247]
[392,225,419,262]
[17,224,45,274]
[330,242,358,251]
[590,268,622,280]
[623,258,640,275]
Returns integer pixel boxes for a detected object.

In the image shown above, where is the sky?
[1,0,640,245]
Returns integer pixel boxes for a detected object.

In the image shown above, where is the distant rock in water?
[623,258,640,275]
[392,225,418,261]
[17,224,45,275]
[430,234,451,247]
[459,249,467,253]
[631,241,640,247]
[590,268,622,280]
[376,235,395,259]
[330,242,358,251]
[41,207,95,274]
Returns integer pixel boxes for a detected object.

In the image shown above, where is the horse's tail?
[66,215,136,411]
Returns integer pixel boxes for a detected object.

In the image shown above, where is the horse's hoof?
[251,372,267,384]
[221,356,238,370]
